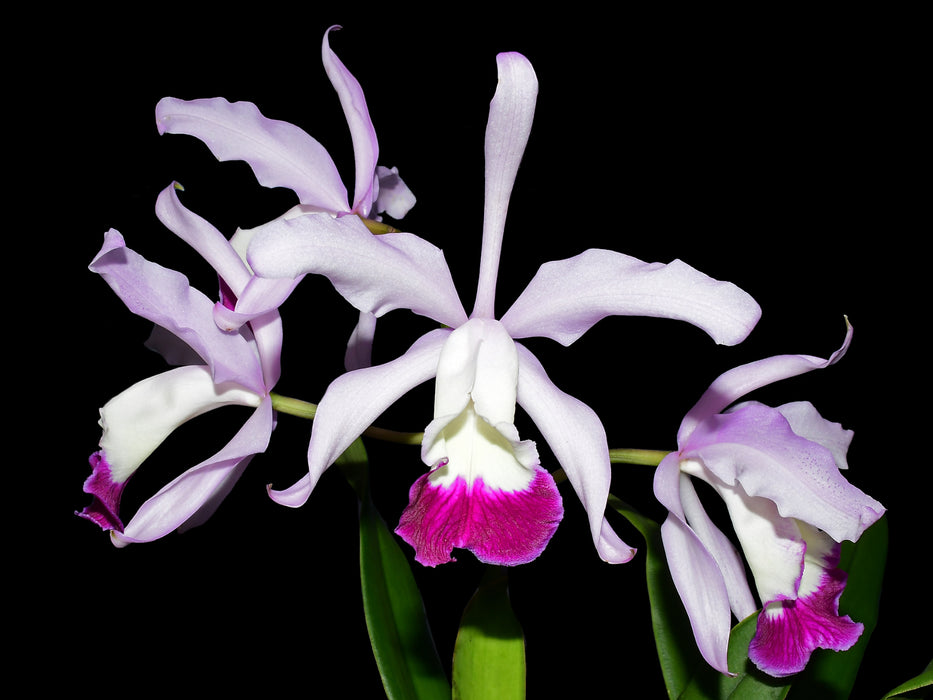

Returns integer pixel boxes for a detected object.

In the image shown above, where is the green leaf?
[608,494,705,698]
[882,659,933,699]
[451,566,526,700]
[792,515,888,699]
[678,613,792,699]
[338,439,451,700]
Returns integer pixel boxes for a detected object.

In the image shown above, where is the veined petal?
[268,329,451,508]
[684,403,884,543]
[396,465,562,567]
[247,211,468,328]
[749,528,863,676]
[500,249,761,347]
[97,365,261,484]
[514,343,636,563]
[472,52,538,319]
[323,26,378,216]
[91,230,265,393]
[112,399,274,546]
[678,320,853,442]
[155,96,349,213]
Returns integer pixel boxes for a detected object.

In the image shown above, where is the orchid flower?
[78,184,282,547]
[155,25,414,368]
[244,51,762,567]
[652,320,885,677]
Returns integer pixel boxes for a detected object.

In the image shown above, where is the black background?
[20,7,926,698]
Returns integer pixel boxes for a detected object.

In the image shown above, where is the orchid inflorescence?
[79,25,890,698]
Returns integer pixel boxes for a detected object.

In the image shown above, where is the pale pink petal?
[501,249,761,347]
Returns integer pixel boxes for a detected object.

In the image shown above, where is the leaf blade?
[339,440,451,700]
[451,566,526,700]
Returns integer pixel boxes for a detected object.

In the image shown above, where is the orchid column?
[244,51,762,568]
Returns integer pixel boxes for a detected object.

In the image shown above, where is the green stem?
[269,392,423,445]
[269,392,317,419]
[608,448,670,466]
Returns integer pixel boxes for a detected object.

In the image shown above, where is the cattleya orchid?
[78,184,282,546]
[653,321,885,677]
[243,51,762,567]
[155,25,414,369]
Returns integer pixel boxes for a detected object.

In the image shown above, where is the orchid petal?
[429,319,519,426]
[113,399,274,546]
[212,273,301,332]
[660,513,735,674]
[322,25,378,216]
[775,400,853,471]
[247,211,467,328]
[344,310,377,371]
[90,230,265,393]
[374,166,417,220]
[709,478,807,604]
[472,52,538,319]
[396,466,561,567]
[155,96,349,213]
[654,456,750,675]
[514,343,636,563]
[154,183,253,297]
[679,320,853,442]
[677,471,758,620]
[501,249,761,347]
[97,365,261,484]
[684,403,884,543]
[268,329,450,508]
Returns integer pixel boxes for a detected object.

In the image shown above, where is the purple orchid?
[78,184,282,546]
[653,321,885,677]
[242,51,761,568]
[155,25,414,368]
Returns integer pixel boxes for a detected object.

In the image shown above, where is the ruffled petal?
[501,249,761,347]
[678,320,852,442]
[246,211,467,328]
[471,52,539,319]
[268,329,450,508]
[514,343,636,563]
[112,399,275,546]
[322,25,378,216]
[748,536,863,677]
[396,465,562,567]
[155,96,349,213]
[684,403,884,543]
[90,230,265,393]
